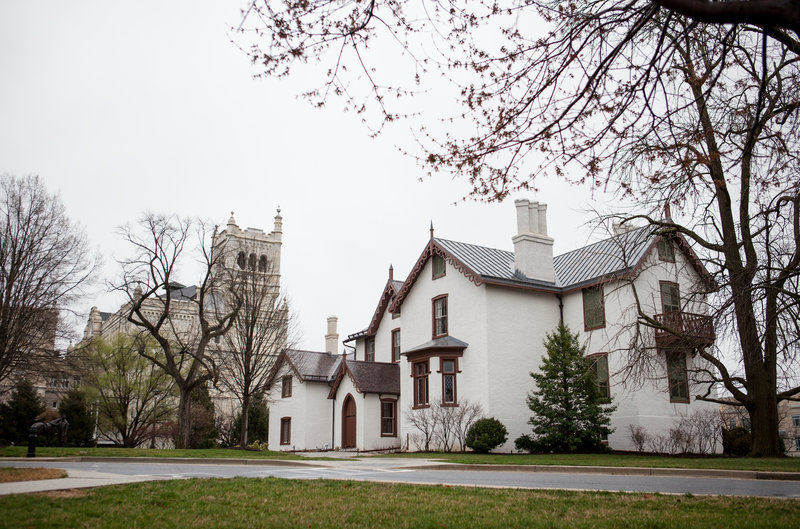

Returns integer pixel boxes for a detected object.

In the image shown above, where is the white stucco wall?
[396,257,491,448]
[560,242,719,451]
[268,363,334,451]
[484,285,561,451]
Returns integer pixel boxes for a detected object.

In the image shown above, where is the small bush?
[722,427,751,456]
[466,417,507,453]
[514,434,537,453]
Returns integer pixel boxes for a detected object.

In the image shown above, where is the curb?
[401,463,800,481]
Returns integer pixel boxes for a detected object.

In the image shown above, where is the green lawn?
[0,478,796,529]
[0,446,316,460]
[381,452,800,472]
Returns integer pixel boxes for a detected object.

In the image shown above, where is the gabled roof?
[388,226,710,312]
[364,278,404,336]
[277,349,343,383]
[328,360,400,397]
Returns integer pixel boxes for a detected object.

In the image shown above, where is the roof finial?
[389,264,394,280]
[664,202,672,221]
[430,221,434,240]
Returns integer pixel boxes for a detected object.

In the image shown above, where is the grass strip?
[0,477,797,529]
[0,467,66,483]
[381,452,800,472]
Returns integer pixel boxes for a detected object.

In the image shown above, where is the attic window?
[658,238,675,262]
[432,254,445,279]
[281,376,292,398]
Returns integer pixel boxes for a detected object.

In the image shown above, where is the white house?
[268,200,718,452]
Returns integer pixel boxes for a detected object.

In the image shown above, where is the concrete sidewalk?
[0,468,168,496]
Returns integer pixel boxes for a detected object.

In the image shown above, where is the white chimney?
[512,199,555,283]
[325,316,339,354]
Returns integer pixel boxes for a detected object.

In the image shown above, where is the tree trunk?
[240,395,250,447]
[176,386,192,449]
[748,382,782,457]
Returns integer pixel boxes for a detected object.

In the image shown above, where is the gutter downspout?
[556,293,564,325]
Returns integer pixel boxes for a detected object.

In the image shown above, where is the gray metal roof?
[404,335,469,354]
[285,349,343,382]
[553,226,653,289]
[434,225,654,290]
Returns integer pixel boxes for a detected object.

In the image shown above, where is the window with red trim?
[365,337,375,362]
[441,358,458,405]
[433,295,448,338]
[667,352,689,403]
[380,399,397,436]
[391,329,401,363]
[660,281,681,314]
[280,417,291,445]
[432,254,446,279]
[413,361,430,408]
[583,286,605,330]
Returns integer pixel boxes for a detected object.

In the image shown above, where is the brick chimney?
[325,316,339,354]
[512,199,555,283]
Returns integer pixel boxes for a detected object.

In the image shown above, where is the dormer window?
[432,254,446,279]
[658,238,675,262]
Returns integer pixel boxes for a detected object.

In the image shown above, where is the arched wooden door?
[342,394,356,449]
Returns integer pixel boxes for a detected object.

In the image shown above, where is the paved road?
[2,459,799,498]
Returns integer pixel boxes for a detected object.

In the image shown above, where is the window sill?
[412,404,430,410]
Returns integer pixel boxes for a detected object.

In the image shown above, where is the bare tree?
[216,258,292,446]
[114,214,241,448]
[242,2,800,456]
[76,333,175,448]
[406,403,439,452]
[0,174,95,389]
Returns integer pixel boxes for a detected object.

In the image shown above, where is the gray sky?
[0,2,615,350]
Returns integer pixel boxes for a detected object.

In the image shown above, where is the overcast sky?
[0,2,618,350]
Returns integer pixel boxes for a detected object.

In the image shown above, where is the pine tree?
[58,388,95,447]
[516,323,616,453]
[0,378,45,444]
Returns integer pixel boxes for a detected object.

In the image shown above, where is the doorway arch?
[342,394,356,449]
